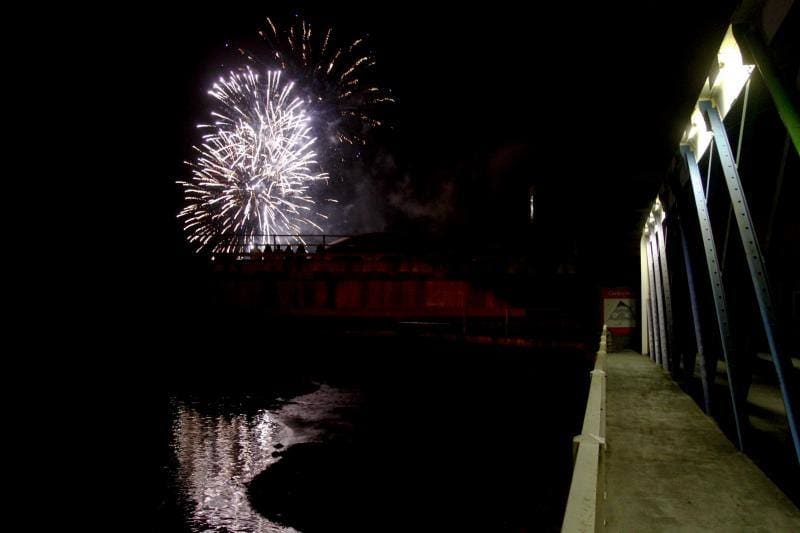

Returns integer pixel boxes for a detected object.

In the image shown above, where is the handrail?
[562,325,608,532]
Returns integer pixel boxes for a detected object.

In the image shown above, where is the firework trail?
[239,17,394,153]
[178,68,328,253]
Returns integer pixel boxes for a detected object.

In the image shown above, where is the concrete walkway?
[604,350,800,532]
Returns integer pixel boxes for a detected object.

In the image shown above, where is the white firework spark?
[178,67,328,253]
[242,17,394,151]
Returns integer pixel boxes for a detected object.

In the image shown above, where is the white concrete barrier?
[562,332,607,532]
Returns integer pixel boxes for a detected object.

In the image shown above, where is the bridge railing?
[199,234,356,257]
[562,325,607,532]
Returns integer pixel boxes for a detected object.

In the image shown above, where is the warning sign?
[602,288,636,333]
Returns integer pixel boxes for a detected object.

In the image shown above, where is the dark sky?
[138,1,736,282]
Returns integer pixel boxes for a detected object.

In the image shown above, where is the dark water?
[156,335,591,532]
[165,385,359,532]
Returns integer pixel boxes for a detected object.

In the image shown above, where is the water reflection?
[169,385,358,532]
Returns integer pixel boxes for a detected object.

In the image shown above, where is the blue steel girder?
[678,217,712,414]
[680,145,746,451]
[649,230,669,370]
[654,213,674,373]
[644,239,657,362]
[647,302,656,362]
[699,100,800,462]
[646,235,663,365]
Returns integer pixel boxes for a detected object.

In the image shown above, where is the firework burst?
[178,68,328,253]
[239,17,394,152]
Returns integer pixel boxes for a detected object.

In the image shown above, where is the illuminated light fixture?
[681,26,755,158]
[528,187,536,223]
[685,107,715,160]
[643,196,667,237]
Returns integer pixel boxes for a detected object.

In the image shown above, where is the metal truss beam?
[681,144,746,451]
[700,101,800,462]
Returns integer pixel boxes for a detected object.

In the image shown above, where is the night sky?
[138,1,735,286]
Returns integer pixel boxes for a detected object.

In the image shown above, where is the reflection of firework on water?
[238,17,393,153]
[178,68,328,253]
